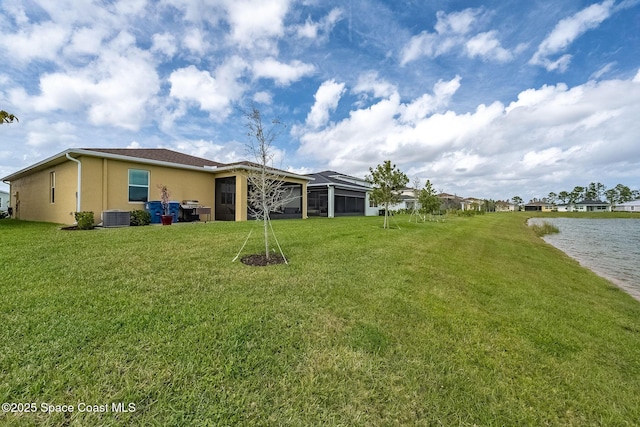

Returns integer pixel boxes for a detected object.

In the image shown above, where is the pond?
[528,218,640,301]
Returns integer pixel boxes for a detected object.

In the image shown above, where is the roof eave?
[1,148,314,182]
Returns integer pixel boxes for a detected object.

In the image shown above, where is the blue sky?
[1,0,639,201]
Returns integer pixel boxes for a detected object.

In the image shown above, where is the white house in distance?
[613,200,640,212]
[0,189,9,213]
[574,200,611,212]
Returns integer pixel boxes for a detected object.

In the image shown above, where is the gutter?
[65,153,81,212]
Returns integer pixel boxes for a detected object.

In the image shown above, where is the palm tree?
[0,110,19,124]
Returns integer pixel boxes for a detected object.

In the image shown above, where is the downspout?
[3,180,13,217]
[65,153,81,212]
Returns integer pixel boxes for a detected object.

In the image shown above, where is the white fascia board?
[213,164,314,181]
[307,182,370,192]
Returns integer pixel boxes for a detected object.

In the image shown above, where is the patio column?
[301,181,308,219]
[328,185,335,218]
[235,174,248,221]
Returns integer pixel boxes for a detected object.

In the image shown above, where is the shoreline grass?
[1,213,639,425]
[529,220,561,236]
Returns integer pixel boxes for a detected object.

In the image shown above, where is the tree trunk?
[264,215,269,259]
[384,203,389,229]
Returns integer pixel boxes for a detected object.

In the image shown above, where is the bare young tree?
[408,176,422,223]
[234,107,298,264]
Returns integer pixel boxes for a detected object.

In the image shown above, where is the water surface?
[528,218,640,301]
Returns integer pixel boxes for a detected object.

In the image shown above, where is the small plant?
[530,221,560,237]
[157,184,171,215]
[130,210,151,226]
[74,211,94,230]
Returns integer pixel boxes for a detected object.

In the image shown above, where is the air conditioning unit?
[102,210,130,227]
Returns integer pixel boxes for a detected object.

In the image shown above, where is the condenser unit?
[102,210,130,227]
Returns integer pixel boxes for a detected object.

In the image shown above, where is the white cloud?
[4,22,69,63]
[530,0,615,71]
[590,62,616,80]
[224,0,291,50]
[151,32,178,58]
[253,91,273,104]
[400,8,514,66]
[305,79,346,129]
[252,58,315,86]
[399,76,461,124]
[25,119,78,147]
[297,73,640,198]
[294,7,343,40]
[434,9,478,35]
[169,66,231,114]
[353,72,397,99]
[400,8,481,65]
[465,31,512,62]
[175,139,246,164]
[10,35,160,131]
[169,57,249,118]
[65,26,109,56]
[183,27,209,55]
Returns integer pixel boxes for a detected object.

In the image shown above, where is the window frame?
[49,171,56,204]
[128,169,150,203]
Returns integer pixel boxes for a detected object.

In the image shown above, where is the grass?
[529,220,560,236]
[1,213,639,426]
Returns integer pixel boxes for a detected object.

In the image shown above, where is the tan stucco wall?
[78,156,216,222]
[9,155,309,225]
[10,161,78,224]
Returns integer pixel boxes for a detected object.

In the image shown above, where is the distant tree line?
[513,182,639,206]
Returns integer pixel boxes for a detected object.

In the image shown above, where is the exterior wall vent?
[102,210,130,227]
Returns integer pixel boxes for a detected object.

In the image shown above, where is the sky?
[1,0,640,201]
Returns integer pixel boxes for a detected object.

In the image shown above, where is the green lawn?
[1,213,639,426]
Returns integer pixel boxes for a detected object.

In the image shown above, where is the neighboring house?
[1,148,311,225]
[555,204,574,212]
[613,200,640,212]
[384,187,418,212]
[524,201,554,211]
[495,201,516,212]
[437,193,464,210]
[0,190,9,212]
[304,170,377,217]
[462,197,484,211]
[574,199,611,212]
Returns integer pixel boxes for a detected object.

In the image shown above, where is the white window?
[128,169,149,203]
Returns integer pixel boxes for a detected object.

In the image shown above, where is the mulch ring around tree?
[60,226,96,231]
[241,254,287,266]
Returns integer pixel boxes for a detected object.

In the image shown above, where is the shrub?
[130,210,151,226]
[74,211,94,230]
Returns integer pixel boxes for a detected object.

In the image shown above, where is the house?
[612,200,640,212]
[495,201,516,212]
[524,201,554,211]
[304,170,377,217]
[437,193,464,211]
[462,197,484,211]
[0,189,9,213]
[383,187,419,212]
[1,148,311,225]
[555,204,574,212]
[574,199,611,212]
